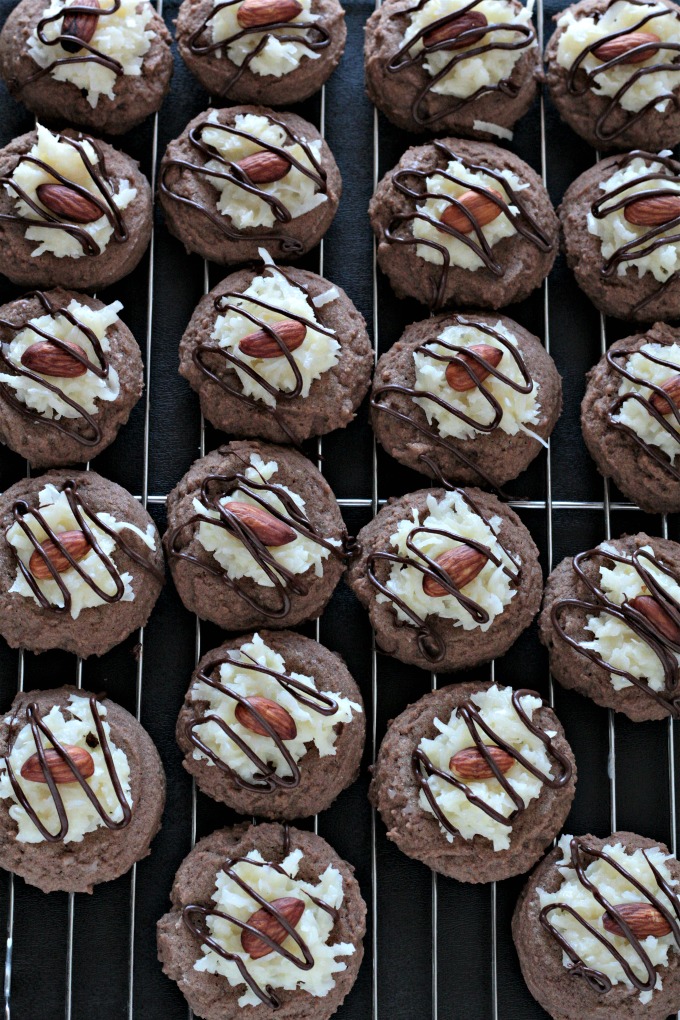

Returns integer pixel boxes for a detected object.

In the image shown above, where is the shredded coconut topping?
[211,0,321,77]
[613,341,680,460]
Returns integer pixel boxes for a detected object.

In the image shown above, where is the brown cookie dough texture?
[371,310,562,487]
[176,0,347,104]
[364,0,539,137]
[0,288,144,468]
[0,469,164,658]
[582,322,680,514]
[159,105,342,265]
[177,630,365,819]
[0,0,173,135]
[179,264,373,444]
[513,831,680,1020]
[370,137,558,311]
[370,681,576,882]
[0,686,165,894]
[157,822,366,1020]
[164,440,347,632]
[346,486,542,672]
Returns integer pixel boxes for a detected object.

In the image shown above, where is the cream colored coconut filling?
[27,0,154,106]
[190,632,361,781]
[555,0,680,113]
[212,267,340,408]
[413,160,528,270]
[0,695,131,844]
[538,836,678,1004]
[0,298,121,420]
[588,155,680,282]
[202,112,326,229]
[6,483,157,618]
[376,488,519,630]
[194,848,354,1007]
[7,125,137,259]
[211,0,320,77]
[613,342,680,460]
[413,318,541,442]
[580,542,680,692]
[404,0,535,96]
[194,453,339,587]
[419,685,554,850]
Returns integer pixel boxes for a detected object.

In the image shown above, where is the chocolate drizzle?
[386,0,535,128]
[539,836,680,994]
[384,141,552,310]
[2,694,131,842]
[26,0,125,85]
[551,544,680,714]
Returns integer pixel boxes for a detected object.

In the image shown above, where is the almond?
[445,343,504,392]
[602,902,672,939]
[449,744,515,780]
[422,545,488,598]
[649,373,680,416]
[36,183,102,224]
[629,594,680,643]
[28,530,91,580]
[624,194,680,227]
[20,744,95,784]
[236,150,291,185]
[61,0,100,52]
[225,501,297,546]
[423,10,488,48]
[238,319,306,359]
[237,0,302,29]
[235,696,297,740]
[20,339,87,378]
[440,188,503,235]
[241,897,305,960]
[593,30,660,65]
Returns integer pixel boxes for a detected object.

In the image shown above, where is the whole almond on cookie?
[592,31,660,65]
[449,745,514,780]
[237,0,302,29]
[602,902,672,939]
[629,595,680,643]
[36,183,102,224]
[241,897,306,959]
[649,374,680,416]
[238,319,306,359]
[422,546,488,598]
[423,10,488,48]
[61,0,100,52]
[225,501,297,546]
[445,344,503,392]
[28,530,91,580]
[624,195,680,227]
[440,189,503,235]
[235,696,298,740]
[236,150,291,185]
[20,744,95,784]
[21,339,87,378]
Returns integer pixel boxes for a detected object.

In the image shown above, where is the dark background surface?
[0,0,678,1016]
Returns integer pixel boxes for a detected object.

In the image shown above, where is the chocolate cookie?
[179,258,372,445]
[0,469,164,658]
[176,0,346,105]
[369,137,558,311]
[582,321,680,514]
[157,821,366,1020]
[364,0,539,137]
[0,685,165,894]
[0,288,143,468]
[371,310,561,487]
[545,0,680,152]
[540,533,680,722]
[0,0,173,136]
[560,150,680,322]
[346,485,542,672]
[159,105,341,265]
[164,440,347,632]
[513,831,680,1020]
[0,125,152,291]
[370,680,576,882]
[177,630,365,820]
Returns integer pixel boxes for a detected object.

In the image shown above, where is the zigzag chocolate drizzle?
[25,0,125,84]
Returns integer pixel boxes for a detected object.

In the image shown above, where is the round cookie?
[545,0,680,152]
[0,685,165,894]
[582,321,680,514]
[0,469,164,658]
[164,440,347,632]
[179,259,372,445]
[560,150,680,322]
[0,288,143,468]
[370,680,576,882]
[0,0,173,136]
[156,821,366,1020]
[346,485,542,672]
[159,105,341,266]
[540,533,680,722]
[364,0,539,137]
[513,831,680,1020]
[177,630,365,820]
[369,137,558,311]
[0,124,152,291]
[176,0,346,105]
[371,309,561,487]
